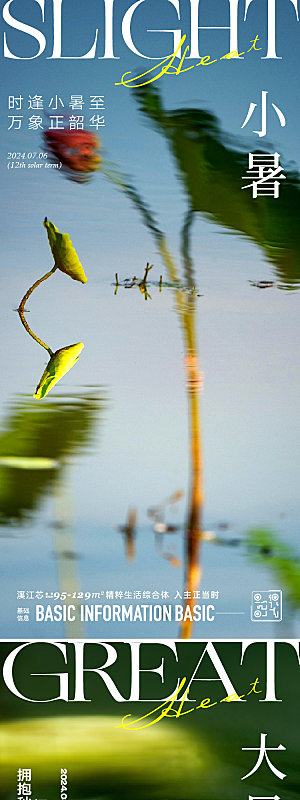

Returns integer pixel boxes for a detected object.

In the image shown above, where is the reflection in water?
[109,143,204,637]
[113,219,203,635]
[0,391,105,636]
[44,129,101,183]
[113,269,202,299]
[114,263,154,300]
[0,392,103,527]
[6,87,299,638]
[246,528,300,613]
[135,86,300,290]
[180,227,204,637]
[108,85,300,635]
[51,469,83,636]
[117,508,137,562]
[112,187,203,637]
[148,492,182,568]
[249,280,276,289]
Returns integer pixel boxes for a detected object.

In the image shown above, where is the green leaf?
[44,219,88,283]
[0,456,58,470]
[0,392,104,525]
[34,342,84,399]
[246,528,300,607]
[0,715,208,797]
[135,86,300,288]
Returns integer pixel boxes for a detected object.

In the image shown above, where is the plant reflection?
[113,267,202,299]
[0,393,103,527]
[44,129,101,183]
[117,508,137,562]
[108,133,204,638]
[109,86,300,636]
[42,87,300,637]
[148,492,182,568]
[114,263,155,300]
[35,87,300,637]
[111,197,203,636]
[112,212,203,635]
[135,86,300,290]
[0,391,105,635]
[246,528,300,626]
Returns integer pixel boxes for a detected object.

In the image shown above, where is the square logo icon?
[251,590,282,621]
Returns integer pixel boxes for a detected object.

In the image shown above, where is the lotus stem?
[18,266,57,355]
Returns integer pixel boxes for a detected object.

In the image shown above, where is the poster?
[0,1,299,799]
